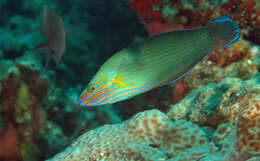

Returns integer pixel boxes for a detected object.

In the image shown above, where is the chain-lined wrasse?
[77,15,240,106]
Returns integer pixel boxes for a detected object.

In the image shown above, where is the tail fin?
[206,15,240,48]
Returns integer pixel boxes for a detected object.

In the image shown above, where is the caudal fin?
[206,15,240,48]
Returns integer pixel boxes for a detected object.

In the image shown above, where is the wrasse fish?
[35,5,66,69]
[77,15,240,106]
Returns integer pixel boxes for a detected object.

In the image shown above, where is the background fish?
[35,4,66,69]
[77,15,240,106]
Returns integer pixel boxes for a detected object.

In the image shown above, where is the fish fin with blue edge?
[206,15,240,48]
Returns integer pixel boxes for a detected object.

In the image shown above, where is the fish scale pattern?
[47,110,208,161]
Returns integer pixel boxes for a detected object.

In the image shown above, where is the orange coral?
[0,63,49,161]
[207,39,253,67]
[130,0,260,44]
[172,79,192,105]
[220,0,260,44]
[128,0,162,23]
[0,123,19,160]
[145,22,184,34]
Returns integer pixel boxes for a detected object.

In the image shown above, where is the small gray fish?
[35,5,66,69]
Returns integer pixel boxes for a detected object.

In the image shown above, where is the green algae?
[17,81,31,110]
[15,82,32,124]
[20,142,39,161]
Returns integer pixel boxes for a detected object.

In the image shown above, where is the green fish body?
[77,15,240,106]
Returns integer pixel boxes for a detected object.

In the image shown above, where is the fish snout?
[77,88,113,106]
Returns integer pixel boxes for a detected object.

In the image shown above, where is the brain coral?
[236,97,260,154]
[47,110,208,161]
[209,97,260,161]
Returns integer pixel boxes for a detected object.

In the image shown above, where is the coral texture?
[0,61,49,161]
[0,0,146,160]
[129,0,260,44]
[48,74,260,161]
[0,57,129,161]
[0,0,259,160]
[236,97,260,154]
[47,110,208,161]
[167,75,260,126]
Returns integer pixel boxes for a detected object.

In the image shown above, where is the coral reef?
[167,75,260,126]
[0,56,129,161]
[0,123,20,161]
[48,73,260,161]
[129,0,260,45]
[124,39,259,122]
[170,25,258,105]
[186,39,258,88]
[0,0,259,160]
[0,59,56,161]
[47,110,208,161]
[207,39,253,67]
[236,97,260,154]
[127,0,259,107]
[0,0,146,160]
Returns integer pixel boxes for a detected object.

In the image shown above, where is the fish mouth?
[76,99,92,106]
[76,97,92,106]
[76,96,101,106]
[76,95,90,106]
[76,94,85,104]
[76,99,83,104]
[76,99,103,107]
[76,87,117,106]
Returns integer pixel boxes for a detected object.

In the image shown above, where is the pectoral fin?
[34,42,49,50]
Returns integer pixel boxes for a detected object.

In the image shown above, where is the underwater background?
[0,0,259,161]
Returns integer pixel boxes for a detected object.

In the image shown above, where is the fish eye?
[88,86,96,93]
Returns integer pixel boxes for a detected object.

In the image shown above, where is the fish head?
[76,73,124,106]
[77,52,131,106]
